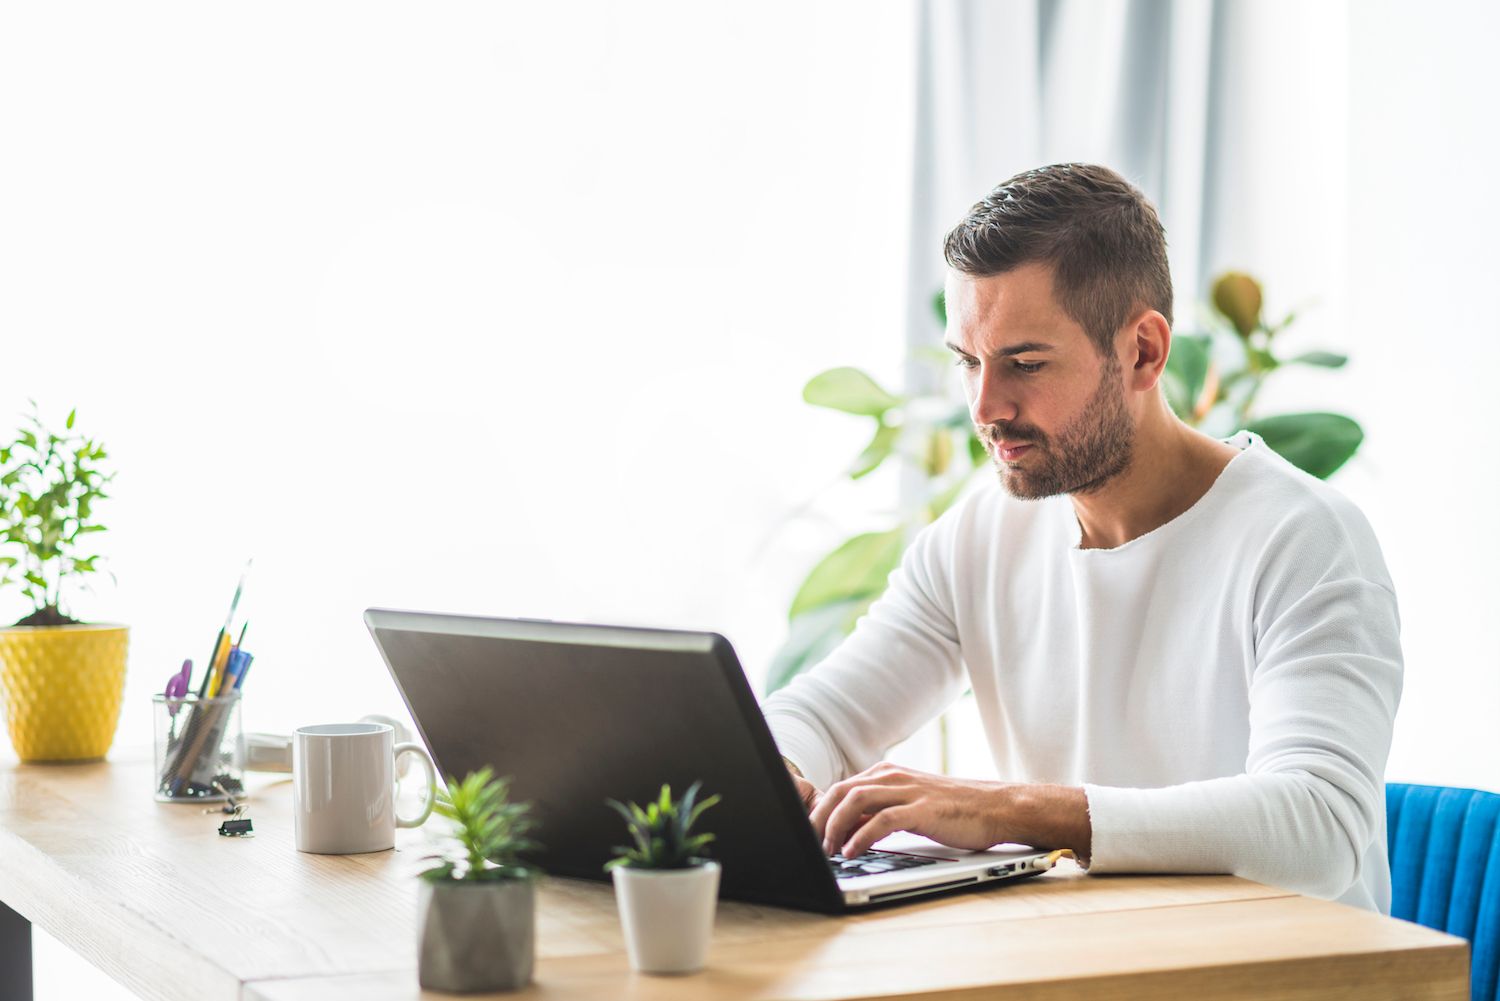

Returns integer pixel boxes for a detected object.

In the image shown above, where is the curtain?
[905,0,1347,369]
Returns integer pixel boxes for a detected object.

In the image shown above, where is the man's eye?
[1014,361,1045,374]
[953,356,979,370]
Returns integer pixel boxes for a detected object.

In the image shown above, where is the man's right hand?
[784,759,822,814]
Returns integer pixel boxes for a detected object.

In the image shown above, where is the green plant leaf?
[850,422,899,480]
[1162,333,1212,419]
[1245,413,1364,479]
[788,528,903,619]
[932,290,947,327]
[967,433,986,467]
[1286,351,1348,369]
[764,596,872,694]
[802,368,901,417]
[65,409,76,430]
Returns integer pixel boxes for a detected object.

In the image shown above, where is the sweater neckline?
[1063,431,1261,556]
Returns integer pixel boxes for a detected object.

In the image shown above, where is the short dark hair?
[942,163,1173,355]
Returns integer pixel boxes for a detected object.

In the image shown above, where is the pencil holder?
[153,691,245,802]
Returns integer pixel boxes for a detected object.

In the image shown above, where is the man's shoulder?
[1229,435,1371,528]
[1223,434,1389,581]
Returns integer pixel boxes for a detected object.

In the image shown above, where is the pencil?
[195,628,227,698]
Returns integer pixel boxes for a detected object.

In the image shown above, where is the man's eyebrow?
[943,340,1055,358]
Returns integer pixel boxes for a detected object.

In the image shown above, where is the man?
[762,163,1402,912]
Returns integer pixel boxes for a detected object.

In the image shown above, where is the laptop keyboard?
[828,849,941,879]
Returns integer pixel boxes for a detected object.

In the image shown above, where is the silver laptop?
[364,608,1058,912]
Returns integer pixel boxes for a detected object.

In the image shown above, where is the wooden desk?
[0,753,1468,1001]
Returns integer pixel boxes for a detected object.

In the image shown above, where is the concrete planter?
[611,860,720,974]
[417,877,535,993]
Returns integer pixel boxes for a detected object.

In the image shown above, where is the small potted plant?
[417,767,541,993]
[605,781,722,975]
[0,405,126,762]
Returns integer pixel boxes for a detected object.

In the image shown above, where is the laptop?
[364,608,1059,913]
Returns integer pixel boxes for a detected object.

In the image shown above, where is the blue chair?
[1387,782,1500,1000]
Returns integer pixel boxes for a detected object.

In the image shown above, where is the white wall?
[0,2,916,761]
[3,5,916,995]
[1345,0,1500,791]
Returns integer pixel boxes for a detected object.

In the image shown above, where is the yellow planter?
[0,624,129,762]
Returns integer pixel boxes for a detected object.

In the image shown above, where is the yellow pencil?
[207,631,231,698]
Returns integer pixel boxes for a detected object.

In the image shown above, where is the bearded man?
[762,163,1402,912]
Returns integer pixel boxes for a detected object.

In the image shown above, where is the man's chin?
[994,464,1057,501]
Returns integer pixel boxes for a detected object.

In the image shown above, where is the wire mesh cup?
[153,691,245,802]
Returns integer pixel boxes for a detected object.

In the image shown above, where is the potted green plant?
[605,781,722,975]
[0,405,126,762]
[416,767,541,993]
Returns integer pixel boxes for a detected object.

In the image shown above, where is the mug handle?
[393,742,438,828]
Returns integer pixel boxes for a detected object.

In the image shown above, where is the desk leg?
[0,901,32,1001]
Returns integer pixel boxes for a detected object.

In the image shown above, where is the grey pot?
[417,877,535,993]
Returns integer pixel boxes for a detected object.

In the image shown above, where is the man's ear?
[1124,309,1171,391]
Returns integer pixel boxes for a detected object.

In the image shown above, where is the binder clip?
[219,817,254,837]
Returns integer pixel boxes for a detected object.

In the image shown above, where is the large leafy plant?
[0,405,114,628]
[768,271,1363,702]
[604,781,721,871]
[1161,272,1362,477]
[419,767,540,883]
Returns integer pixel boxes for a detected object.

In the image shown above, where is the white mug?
[293,722,437,854]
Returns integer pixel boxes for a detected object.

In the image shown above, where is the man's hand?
[783,758,822,813]
[808,761,1093,861]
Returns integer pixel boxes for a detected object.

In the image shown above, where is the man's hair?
[942,163,1173,355]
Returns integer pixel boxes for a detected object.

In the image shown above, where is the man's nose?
[969,365,1018,427]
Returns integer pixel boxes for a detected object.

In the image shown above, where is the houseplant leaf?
[765,596,872,694]
[802,368,901,417]
[1286,351,1348,368]
[1162,333,1212,419]
[1246,412,1363,480]
[850,422,899,479]
[788,528,903,619]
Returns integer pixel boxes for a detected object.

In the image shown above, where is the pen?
[196,560,252,697]
[221,649,249,692]
[231,651,254,690]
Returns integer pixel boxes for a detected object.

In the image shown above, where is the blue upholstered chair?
[1387,782,1500,1000]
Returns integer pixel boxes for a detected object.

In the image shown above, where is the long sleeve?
[763,512,970,792]
[1083,500,1403,907]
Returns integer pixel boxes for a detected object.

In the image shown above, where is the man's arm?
[763,509,970,792]
[1081,570,1401,901]
[812,549,1401,902]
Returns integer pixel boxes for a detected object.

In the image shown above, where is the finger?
[809,768,902,838]
[840,805,916,860]
[808,781,846,840]
[822,786,913,855]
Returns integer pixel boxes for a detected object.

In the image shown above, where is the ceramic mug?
[293,722,437,854]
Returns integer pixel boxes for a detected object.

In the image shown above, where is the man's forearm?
[998,783,1092,861]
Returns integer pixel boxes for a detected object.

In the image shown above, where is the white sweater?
[763,431,1402,911]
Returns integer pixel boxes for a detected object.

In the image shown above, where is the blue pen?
[231,651,254,690]
[221,649,249,693]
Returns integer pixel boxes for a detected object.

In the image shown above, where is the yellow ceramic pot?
[0,624,129,762]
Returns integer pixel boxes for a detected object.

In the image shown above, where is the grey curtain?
[904,0,1255,385]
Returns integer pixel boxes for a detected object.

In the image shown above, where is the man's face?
[944,263,1135,499]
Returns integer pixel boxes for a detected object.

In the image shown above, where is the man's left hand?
[808,761,1093,860]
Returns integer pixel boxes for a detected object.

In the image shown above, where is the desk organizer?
[153,692,245,802]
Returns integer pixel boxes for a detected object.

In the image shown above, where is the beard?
[977,357,1134,500]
